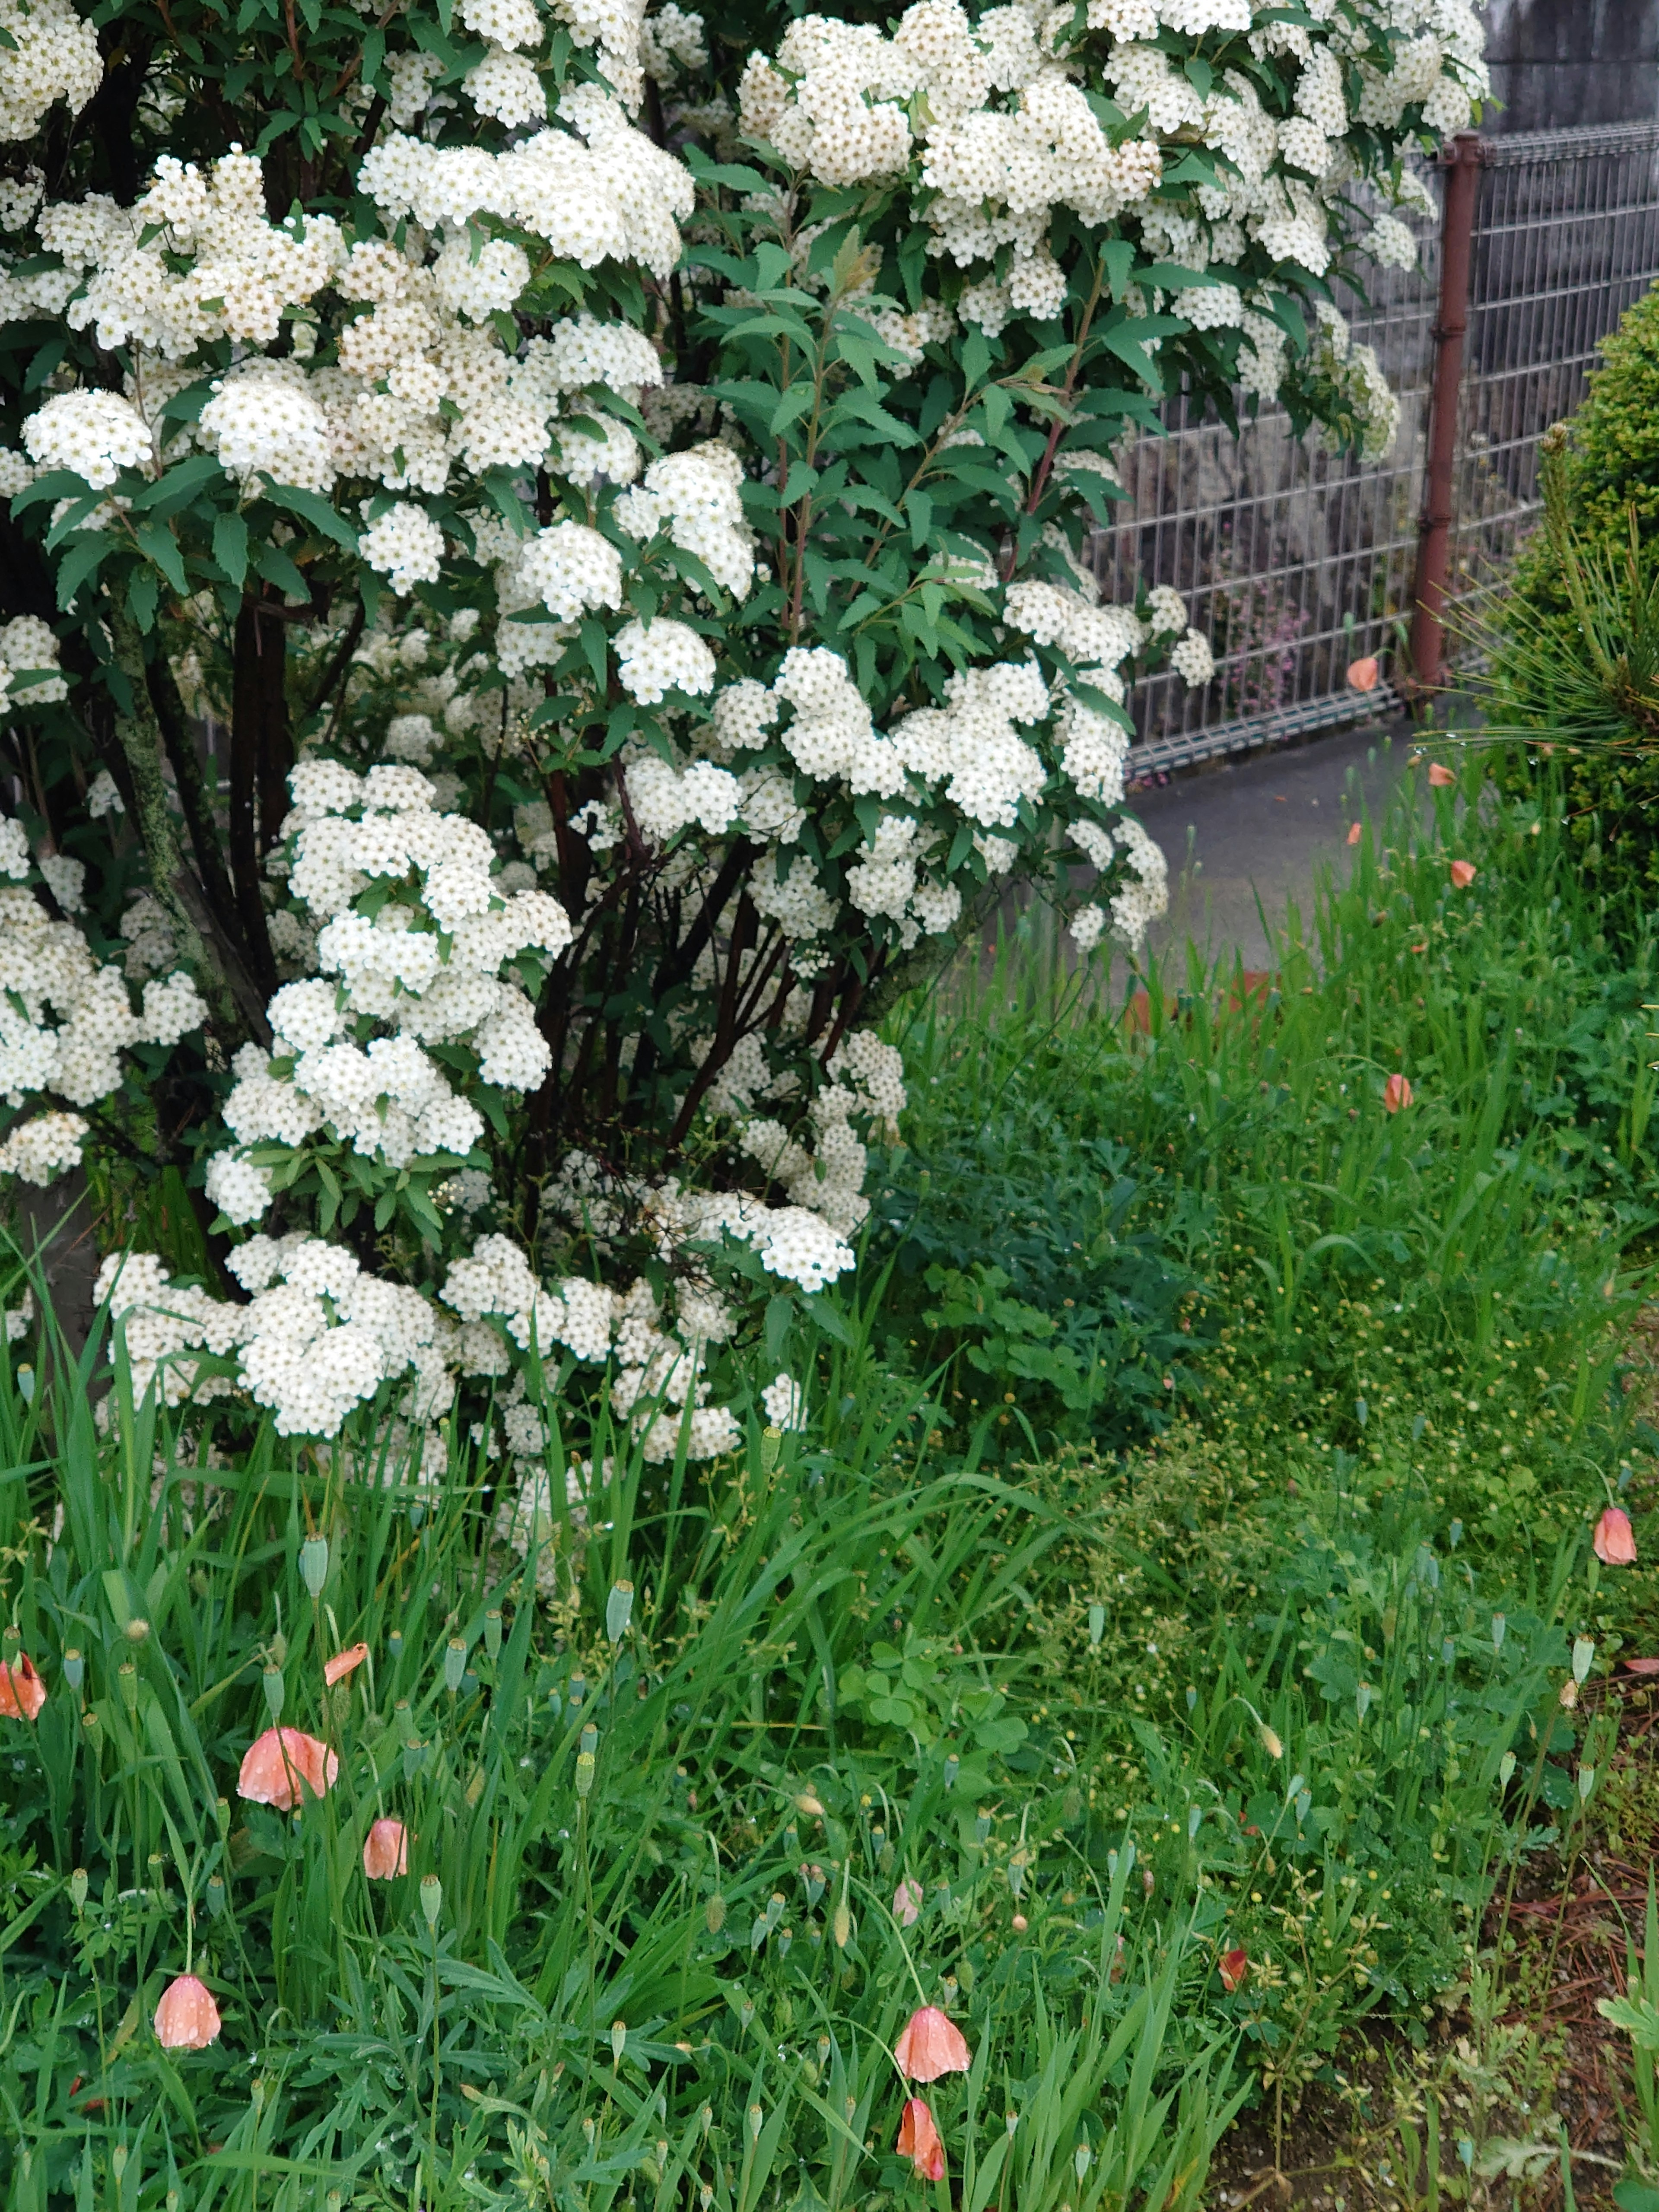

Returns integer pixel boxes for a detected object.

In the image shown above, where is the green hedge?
[1489,283,1659,894]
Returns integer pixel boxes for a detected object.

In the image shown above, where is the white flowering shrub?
[0,0,1483,1508]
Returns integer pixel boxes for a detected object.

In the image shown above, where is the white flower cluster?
[0,0,101,144]
[0,1109,87,1184]
[9,119,685,512]
[203,763,572,1221]
[1308,305,1403,462]
[0,614,67,704]
[359,90,692,281]
[95,1237,459,1436]
[614,441,754,600]
[361,503,446,594]
[0,879,207,1122]
[737,0,1484,382]
[22,389,150,488]
[641,0,706,82]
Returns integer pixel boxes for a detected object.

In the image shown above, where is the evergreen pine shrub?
[1489,283,1659,890]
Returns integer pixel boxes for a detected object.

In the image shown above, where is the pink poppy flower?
[893,1877,923,1928]
[1384,1073,1413,1113]
[0,1653,45,1720]
[894,2005,971,2082]
[154,1974,222,2050]
[1428,763,1456,787]
[237,1726,338,1810]
[1347,657,1379,692]
[1449,860,1477,889]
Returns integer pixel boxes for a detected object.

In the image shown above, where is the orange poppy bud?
[896,2099,945,2181]
[1347,657,1379,692]
[1384,1073,1413,1113]
[1219,1947,1249,1992]
[1346,822,1363,846]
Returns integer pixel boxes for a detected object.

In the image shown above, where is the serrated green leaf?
[214,512,249,591]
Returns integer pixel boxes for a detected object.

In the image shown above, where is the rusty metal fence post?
[1407,131,1492,699]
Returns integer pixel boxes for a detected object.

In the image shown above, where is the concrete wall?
[1483,0,1659,133]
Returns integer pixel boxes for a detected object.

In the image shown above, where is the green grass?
[1,755,1656,2206]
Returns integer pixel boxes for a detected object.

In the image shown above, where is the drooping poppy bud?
[154,1974,222,2050]
[894,2006,971,2082]
[896,2098,945,2181]
[362,1817,409,1879]
[1594,1506,1637,1566]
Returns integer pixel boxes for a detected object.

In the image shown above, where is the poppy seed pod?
[299,1535,328,1598]
[606,1581,634,1642]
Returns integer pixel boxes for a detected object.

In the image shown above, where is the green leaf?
[251,538,311,601]
[53,533,108,610]
[130,452,225,518]
[214,512,249,592]
[1101,239,1136,300]
[257,478,359,552]
[134,522,189,596]
[126,566,159,634]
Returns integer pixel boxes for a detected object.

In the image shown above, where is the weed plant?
[872,755,1657,1547]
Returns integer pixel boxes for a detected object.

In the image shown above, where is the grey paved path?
[1124,716,1413,978]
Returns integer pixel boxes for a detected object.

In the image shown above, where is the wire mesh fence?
[1100,118,1659,781]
